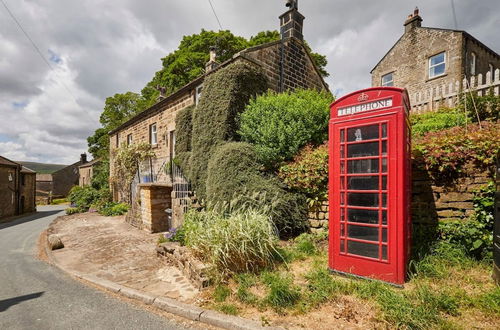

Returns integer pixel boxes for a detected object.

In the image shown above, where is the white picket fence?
[410,69,500,112]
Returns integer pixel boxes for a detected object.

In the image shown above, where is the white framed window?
[127,133,133,146]
[489,63,494,78]
[381,72,394,87]
[429,52,446,78]
[149,123,157,145]
[470,52,476,75]
[195,85,203,105]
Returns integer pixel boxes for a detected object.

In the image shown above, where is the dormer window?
[381,73,394,87]
[429,52,446,78]
[470,52,476,75]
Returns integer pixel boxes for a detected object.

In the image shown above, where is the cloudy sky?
[1,0,499,164]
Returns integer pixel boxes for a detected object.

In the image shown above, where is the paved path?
[49,211,198,302]
[0,205,191,330]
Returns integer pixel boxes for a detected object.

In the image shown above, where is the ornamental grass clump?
[183,205,281,276]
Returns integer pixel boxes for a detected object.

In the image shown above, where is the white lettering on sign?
[337,98,393,116]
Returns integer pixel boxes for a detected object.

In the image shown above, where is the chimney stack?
[205,46,219,73]
[80,153,87,164]
[280,0,304,41]
[404,7,422,33]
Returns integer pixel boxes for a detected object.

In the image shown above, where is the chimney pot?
[404,7,422,33]
[80,153,87,164]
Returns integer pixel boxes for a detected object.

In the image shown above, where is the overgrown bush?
[458,92,500,122]
[68,186,102,212]
[438,182,495,259]
[410,107,466,136]
[98,202,130,216]
[238,89,333,169]
[190,61,268,199]
[206,142,308,236]
[182,205,280,276]
[412,121,500,181]
[278,143,328,205]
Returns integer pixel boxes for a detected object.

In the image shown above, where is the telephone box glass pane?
[340,239,345,252]
[382,141,387,155]
[348,176,379,190]
[348,209,379,224]
[348,193,379,207]
[347,125,379,142]
[347,241,379,259]
[382,245,387,260]
[382,228,387,242]
[348,225,379,242]
[382,176,387,190]
[348,142,379,158]
[348,159,379,173]
[382,123,387,138]
[382,158,387,173]
[382,210,387,225]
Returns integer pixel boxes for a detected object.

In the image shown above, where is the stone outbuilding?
[371,8,500,112]
[108,4,329,232]
[78,158,101,187]
[0,155,36,220]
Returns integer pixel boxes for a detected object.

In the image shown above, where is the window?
[195,85,203,105]
[429,52,446,78]
[149,123,157,145]
[489,63,494,78]
[381,73,394,87]
[127,133,133,146]
[21,174,25,186]
[470,52,476,75]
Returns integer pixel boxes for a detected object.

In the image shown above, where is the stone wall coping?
[138,183,173,188]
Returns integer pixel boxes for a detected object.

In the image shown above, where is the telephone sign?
[328,87,411,285]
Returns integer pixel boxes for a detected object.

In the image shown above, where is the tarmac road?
[0,205,190,330]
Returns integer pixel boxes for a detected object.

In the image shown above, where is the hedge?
[190,61,268,199]
[206,142,308,237]
[174,105,194,173]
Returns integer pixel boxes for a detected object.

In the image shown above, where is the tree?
[87,92,143,160]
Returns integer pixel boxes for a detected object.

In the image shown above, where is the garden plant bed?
[198,234,500,329]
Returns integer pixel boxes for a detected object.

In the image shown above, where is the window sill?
[426,73,447,82]
[151,144,158,149]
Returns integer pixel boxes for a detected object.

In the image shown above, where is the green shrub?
[238,89,333,169]
[182,206,280,276]
[262,272,301,311]
[278,143,328,204]
[67,186,102,212]
[65,207,79,215]
[438,182,495,259]
[174,106,194,173]
[410,107,466,136]
[98,202,129,216]
[458,93,500,122]
[206,142,308,236]
[412,121,500,182]
[190,61,268,199]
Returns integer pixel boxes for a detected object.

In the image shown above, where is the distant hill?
[17,161,68,174]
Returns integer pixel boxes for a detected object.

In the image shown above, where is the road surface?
[0,205,190,330]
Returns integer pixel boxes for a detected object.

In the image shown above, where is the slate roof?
[0,155,20,168]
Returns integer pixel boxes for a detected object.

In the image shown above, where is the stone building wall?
[464,36,500,78]
[0,165,17,219]
[243,38,328,92]
[52,162,81,197]
[20,172,36,214]
[79,166,92,186]
[371,27,464,103]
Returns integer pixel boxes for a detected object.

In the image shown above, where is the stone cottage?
[109,4,329,232]
[0,155,36,220]
[371,8,500,112]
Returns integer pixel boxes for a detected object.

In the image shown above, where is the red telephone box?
[328,87,411,285]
